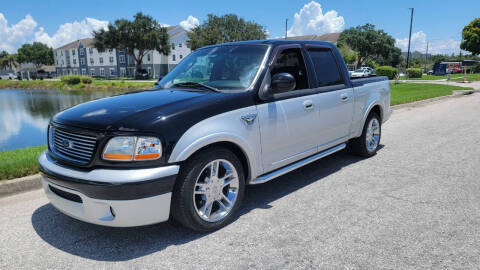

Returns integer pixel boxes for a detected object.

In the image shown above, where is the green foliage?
[473,62,480,73]
[187,14,267,50]
[338,23,397,67]
[0,145,47,180]
[461,18,480,55]
[93,12,170,71]
[338,45,357,64]
[376,66,398,79]
[406,68,423,78]
[390,83,472,105]
[0,78,154,91]
[60,75,82,85]
[81,76,92,84]
[16,42,54,69]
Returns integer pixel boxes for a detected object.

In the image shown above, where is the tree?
[187,14,267,50]
[16,42,54,70]
[0,51,8,70]
[460,18,480,55]
[338,24,397,68]
[93,12,170,72]
[338,45,358,64]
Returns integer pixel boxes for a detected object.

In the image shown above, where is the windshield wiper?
[173,81,220,92]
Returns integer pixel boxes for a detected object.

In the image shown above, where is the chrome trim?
[50,127,96,164]
[250,143,346,184]
[38,151,179,184]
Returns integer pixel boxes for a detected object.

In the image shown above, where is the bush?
[473,62,480,73]
[60,75,92,85]
[376,66,398,79]
[406,68,423,78]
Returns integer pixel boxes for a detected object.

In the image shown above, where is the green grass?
[390,83,473,105]
[0,145,47,181]
[450,73,480,82]
[0,79,155,91]
[399,75,445,80]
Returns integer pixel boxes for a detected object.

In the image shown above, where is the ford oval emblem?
[62,139,74,149]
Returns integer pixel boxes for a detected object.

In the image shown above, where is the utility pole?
[406,8,414,69]
[424,41,428,72]
[285,19,288,40]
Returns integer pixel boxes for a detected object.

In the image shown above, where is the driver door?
[257,45,320,173]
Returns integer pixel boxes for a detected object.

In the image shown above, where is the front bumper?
[38,151,179,227]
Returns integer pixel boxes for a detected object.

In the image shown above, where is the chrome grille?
[50,127,96,164]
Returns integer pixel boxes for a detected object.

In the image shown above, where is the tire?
[348,112,381,157]
[171,147,245,231]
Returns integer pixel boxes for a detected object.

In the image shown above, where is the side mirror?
[270,72,296,93]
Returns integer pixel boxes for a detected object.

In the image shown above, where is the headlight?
[102,136,161,161]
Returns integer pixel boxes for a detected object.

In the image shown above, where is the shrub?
[406,68,423,78]
[60,75,93,85]
[473,62,480,73]
[376,66,398,79]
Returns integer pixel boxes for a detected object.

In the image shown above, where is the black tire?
[171,147,245,231]
[348,112,381,157]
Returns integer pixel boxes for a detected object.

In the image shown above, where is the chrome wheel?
[366,118,380,152]
[193,159,239,222]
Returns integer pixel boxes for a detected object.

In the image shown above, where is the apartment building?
[53,25,191,78]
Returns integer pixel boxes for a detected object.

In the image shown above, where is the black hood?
[53,88,255,132]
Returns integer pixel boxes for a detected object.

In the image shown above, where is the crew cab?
[39,40,391,231]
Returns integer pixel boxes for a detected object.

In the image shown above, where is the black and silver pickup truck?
[39,40,391,231]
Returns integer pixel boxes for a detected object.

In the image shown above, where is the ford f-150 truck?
[39,40,391,231]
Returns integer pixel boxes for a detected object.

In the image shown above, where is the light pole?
[406,8,414,70]
[285,19,288,40]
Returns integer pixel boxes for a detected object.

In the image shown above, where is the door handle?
[340,94,349,102]
[303,100,314,111]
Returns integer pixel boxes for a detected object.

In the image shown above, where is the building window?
[89,48,93,54]
[66,59,70,65]
[179,43,182,48]
[72,49,76,56]
[109,56,114,63]
[73,59,77,65]
[147,54,151,61]
[80,58,85,65]
[108,49,113,53]
[110,68,115,76]
[55,51,57,56]
[90,58,94,64]
[147,67,152,75]
[90,69,95,76]
[119,55,125,63]
[81,69,86,75]
[99,57,103,64]
[186,42,190,48]
[73,69,78,75]
[172,54,176,61]
[180,55,183,59]
[120,67,126,77]
[100,68,105,76]
[171,43,175,50]
[80,49,84,56]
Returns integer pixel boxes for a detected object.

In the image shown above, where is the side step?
[250,143,346,184]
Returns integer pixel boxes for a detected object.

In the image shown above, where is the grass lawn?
[390,83,473,105]
[0,79,155,91]
[450,73,480,82]
[399,75,445,80]
[0,145,47,181]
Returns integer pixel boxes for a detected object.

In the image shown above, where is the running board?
[250,143,346,185]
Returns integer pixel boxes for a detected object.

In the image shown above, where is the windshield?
[354,69,364,72]
[159,45,268,91]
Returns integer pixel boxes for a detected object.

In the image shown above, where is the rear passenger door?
[305,46,354,151]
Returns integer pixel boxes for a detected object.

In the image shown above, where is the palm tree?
[6,54,17,70]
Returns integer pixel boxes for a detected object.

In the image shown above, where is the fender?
[168,106,264,181]
[354,99,383,138]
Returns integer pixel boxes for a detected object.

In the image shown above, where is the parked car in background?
[351,69,370,78]
[427,70,434,75]
[361,67,376,76]
[35,70,52,80]
[0,73,17,80]
[452,67,462,74]
[39,40,391,231]
[135,69,150,80]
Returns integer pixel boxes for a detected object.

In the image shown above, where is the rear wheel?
[348,112,381,157]
[171,147,245,231]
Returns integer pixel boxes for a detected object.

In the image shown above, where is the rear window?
[307,49,344,87]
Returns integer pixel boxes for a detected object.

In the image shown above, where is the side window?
[271,48,308,90]
[307,49,344,87]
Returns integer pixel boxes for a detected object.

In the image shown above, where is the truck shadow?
[31,147,381,261]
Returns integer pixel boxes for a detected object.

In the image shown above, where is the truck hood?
[53,89,225,131]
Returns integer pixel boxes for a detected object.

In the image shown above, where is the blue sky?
[1,0,479,54]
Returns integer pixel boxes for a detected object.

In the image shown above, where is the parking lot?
[1,93,480,269]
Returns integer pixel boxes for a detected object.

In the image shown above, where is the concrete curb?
[0,174,42,198]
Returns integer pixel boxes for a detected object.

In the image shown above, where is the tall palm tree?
[6,54,18,70]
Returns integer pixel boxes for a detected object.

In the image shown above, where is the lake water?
[0,89,117,151]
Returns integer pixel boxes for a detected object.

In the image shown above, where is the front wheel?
[348,112,381,157]
[171,147,245,231]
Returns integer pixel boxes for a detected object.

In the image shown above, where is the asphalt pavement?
[1,93,480,269]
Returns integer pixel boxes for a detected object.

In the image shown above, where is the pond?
[0,89,118,151]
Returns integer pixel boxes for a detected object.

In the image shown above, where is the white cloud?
[33,17,108,49]
[0,13,38,52]
[395,31,462,55]
[179,15,199,31]
[287,1,344,37]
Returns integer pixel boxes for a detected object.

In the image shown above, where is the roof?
[202,39,337,49]
[55,38,93,50]
[279,33,341,43]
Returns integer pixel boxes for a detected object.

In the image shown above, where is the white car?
[350,69,370,78]
[361,67,376,76]
[0,73,17,80]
